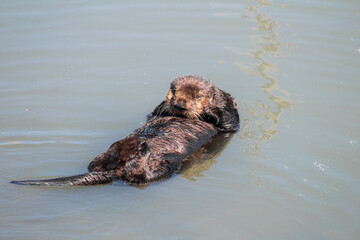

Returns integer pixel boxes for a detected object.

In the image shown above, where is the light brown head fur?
[162,76,214,120]
[151,75,240,132]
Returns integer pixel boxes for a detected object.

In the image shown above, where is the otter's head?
[152,75,239,132]
[163,76,214,120]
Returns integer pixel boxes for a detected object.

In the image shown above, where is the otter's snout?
[174,100,186,112]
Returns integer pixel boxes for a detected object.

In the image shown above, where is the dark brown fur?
[88,117,218,185]
[10,76,239,187]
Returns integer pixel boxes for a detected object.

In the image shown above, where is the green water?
[1,0,359,239]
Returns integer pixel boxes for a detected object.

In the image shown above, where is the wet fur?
[11,76,239,187]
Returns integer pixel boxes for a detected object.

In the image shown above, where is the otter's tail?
[10,172,114,187]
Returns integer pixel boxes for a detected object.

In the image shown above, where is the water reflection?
[227,0,291,153]
[178,0,292,180]
[178,132,235,180]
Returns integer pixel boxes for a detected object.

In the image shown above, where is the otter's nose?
[174,101,186,112]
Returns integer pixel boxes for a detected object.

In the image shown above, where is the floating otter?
[11,76,239,187]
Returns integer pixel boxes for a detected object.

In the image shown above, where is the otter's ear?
[170,82,176,93]
[204,90,240,132]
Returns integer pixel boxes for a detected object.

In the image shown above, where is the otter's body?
[11,76,239,187]
[11,117,217,186]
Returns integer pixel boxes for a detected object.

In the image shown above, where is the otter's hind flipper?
[10,172,114,186]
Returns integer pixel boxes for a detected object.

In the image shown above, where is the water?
[1,0,359,239]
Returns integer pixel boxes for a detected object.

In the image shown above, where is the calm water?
[1,0,359,239]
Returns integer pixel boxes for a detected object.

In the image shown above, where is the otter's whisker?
[159,105,167,116]
[199,113,205,121]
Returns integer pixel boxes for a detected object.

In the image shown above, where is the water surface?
[1,0,359,239]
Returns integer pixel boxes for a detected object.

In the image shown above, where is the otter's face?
[164,82,211,120]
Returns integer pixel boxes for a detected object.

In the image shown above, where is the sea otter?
[11,76,239,186]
